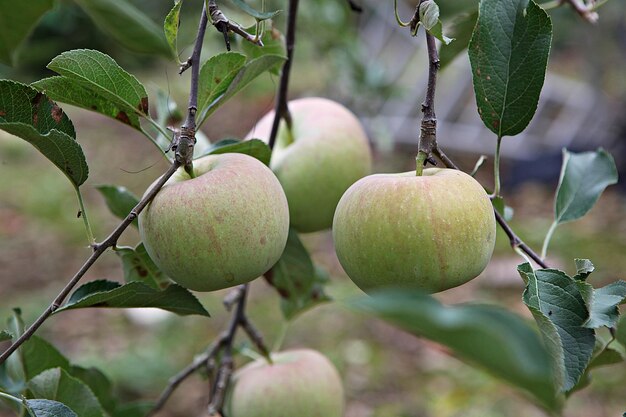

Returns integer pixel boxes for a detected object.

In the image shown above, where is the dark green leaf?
[419,0,453,44]
[583,281,626,329]
[229,0,281,21]
[33,77,141,130]
[0,0,53,65]
[201,139,271,166]
[266,229,331,320]
[116,243,171,289]
[164,0,184,62]
[350,289,558,411]
[240,27,286,75]
[24,399,78,417]
[47,49,150,118]
[519,264,594,392]
[28,368,105,417]
[0,330,12,342]
[95,185,140,227]
[74,0,170,56]
[56,280,210,317]
[111,402,154,417]
[440,10,478,69]
[554,149,618,224]
[68,366,115,414]
[197,52,247,118]
[0,80,87,186]
[469,0,552,137]
[199,54,286,124]
[21,336,70,381]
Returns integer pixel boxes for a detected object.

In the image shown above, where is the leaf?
[554,149,618,224]
[28,368,105,417]
[617,315,626,347]
[95,185,140,227]
[197,52,247,118]
[164,0,184,63]
[116,243,171,290]
[32,77,141,130]
[47,49,150,119]
[240,27,286,75]
[519,264,595,392]
[199,54,286,124]
[1,310,26,393]
[111,402,154,417]
[200,139,271,166]
[468,0,552,137]
[350,289,558,411]
[0,330,12,342]
[440,10,478,69]
[56,280,210,317]
[68,366,115,414]
[582,281,626,329]
[419,0,453,44]
[20,336,70,381]
[24,399,78,417]
[0,0,53,65]
[573,258,595,281]
[0,80,87,187]
[74,0,170,57]
[265,229,331,320]
[229,0,281,21]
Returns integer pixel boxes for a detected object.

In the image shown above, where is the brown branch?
[208,0,264,51]
[0,161,181,365]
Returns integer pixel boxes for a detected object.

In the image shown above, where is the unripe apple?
[138,153,289,292]
[332,168,496,293]
[226,349,344,417]
[248,97,372,233]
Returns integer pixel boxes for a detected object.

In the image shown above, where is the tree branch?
[268,0,299,150]
[0,161,182,365]
[207,0,264,51]
[346,0,363,13]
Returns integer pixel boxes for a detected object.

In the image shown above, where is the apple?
[248,97,372,233]
[332,168,496,293]
[138,153,289,292]
[225,349,344,417]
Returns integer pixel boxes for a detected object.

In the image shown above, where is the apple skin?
[332,168,496,293]
[226,349,344,417]
[248,97,372,233]
[138,153,289,292]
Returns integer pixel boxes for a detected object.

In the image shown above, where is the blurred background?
[0,0,625,416]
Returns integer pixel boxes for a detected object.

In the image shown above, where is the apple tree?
[0,0,624,416]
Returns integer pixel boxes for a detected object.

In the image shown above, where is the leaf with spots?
[33,77,141,130]
[0,80,88,186]
[468,0,552,137]
[197,52,247,119]
[55,280,210,317]
[265,228,331,320]
[116,243,171,290]
[47,49,149,120]
[0,0,53,66]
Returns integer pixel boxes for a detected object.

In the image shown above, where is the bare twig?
[0,161,182,365]
[268,0,299,150]
[207,0,264,51]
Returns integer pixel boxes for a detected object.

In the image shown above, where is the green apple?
[249,97,372,233]
[226,349,344,417]
[332,168,496,293]
[138,153,289,292]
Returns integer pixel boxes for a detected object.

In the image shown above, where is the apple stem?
[490,135,503,198]
[415,151,427,176]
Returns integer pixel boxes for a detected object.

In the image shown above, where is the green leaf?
[229,0,281,21]
[440,10,478,69]
[617,315,626,347]
[0,330,12,342]
[350,289,558,411]
[111,402,154,417]
[47,49,150,119]
[519,264,595,392]
[468,0,552,137]
[554,149,618,224]
[0,80,87,187]
[164,0,184,62]
[573,258,595,281]
[68,366,115,414]
[197,52,248,118]
[1,310,26,393]
[583,281,626,329]
[21,336,70,381]
[419,0,453,44]
[200,139,271,166]
[240,27,286,75]
[28,368,105,417]
[32,77,141,130]
[56,280,210,317]
[24,399,78,417]
[199,54,286,124]
[74,0,170,57]
[0,0,53,65]
[95,185,140,227]
[266,229,331,320]
[116,243,171,290]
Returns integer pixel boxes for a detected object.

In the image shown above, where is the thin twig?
[208,0,264,51]
[0,161,182,365]
[562,0,599,23]
[416,30,440,174]
[268,0,299,150]
[346,0,363,13]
